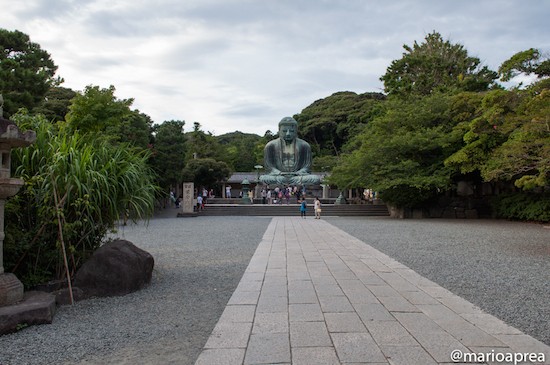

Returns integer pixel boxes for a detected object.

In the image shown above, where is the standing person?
[170,191,176,207]
[261,188,267,204]
[202,187,208,204]
[296,188,302,202]
[197,195,203,211]
[226,185,231,199]
[285,187,290,205]
[300,198,307,219]
[314,197,322,219]
[274,186,280,203]
[267,189,272,205]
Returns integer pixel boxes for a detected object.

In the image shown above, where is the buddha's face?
[279,123,297,142]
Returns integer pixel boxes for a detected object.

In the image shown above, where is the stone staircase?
[196,203,389,217]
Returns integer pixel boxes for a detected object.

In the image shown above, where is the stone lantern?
[254,164,263,198]
[0,103,36,307]
[335,191,347,205]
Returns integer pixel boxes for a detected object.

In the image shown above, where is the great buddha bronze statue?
[259,117,321,186]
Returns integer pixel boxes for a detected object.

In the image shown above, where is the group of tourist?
[259,186,323,219]
[171,184,325,219]
[196,187,215,211]
[261,186,306,205]
[170,188,217,211]
[169,191,182,209]
[300,196,322,219]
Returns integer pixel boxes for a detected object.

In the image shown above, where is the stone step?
[0,291,57,335]
[195,204,389,216]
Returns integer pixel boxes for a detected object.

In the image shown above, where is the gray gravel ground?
[326,216,550,347]
[0,214,271,365]
[1,214,548,365]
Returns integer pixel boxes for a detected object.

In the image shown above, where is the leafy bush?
[4,113,158,287]
[492,192,550,222]
[378,185,439,209]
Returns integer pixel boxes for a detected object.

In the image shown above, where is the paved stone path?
[195,217,550,365]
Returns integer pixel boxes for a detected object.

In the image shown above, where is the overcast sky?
[3,0,549,135]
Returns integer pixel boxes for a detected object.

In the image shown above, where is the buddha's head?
[278,117,298,143]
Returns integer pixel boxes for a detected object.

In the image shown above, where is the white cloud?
[2,0,550,135]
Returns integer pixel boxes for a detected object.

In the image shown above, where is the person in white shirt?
[314,197,322,219]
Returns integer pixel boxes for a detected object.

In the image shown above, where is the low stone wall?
[387,196,492,219]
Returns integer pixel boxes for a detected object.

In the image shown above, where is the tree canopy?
[32,86,77,123]
[380,31,498,97]
[65,85,133,134]
[330,93,468,207]
[150,120,187,190]
[216,131,263,171]
[185,122,225,161]
[446,87,550,190]
[328,37,548,211]
[498,48,550,82]
[294,92,386,157]
[181,157,231,190]
[0,29,61,117]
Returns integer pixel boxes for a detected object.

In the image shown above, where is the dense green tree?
[445,90,521,176]
[328,33,550,211]
[380,31,498,97]
[64,84,152,148]
[181,157,231,190]
[216,131,262,171]
[331,93,468,207]
[294,92,386,157]
[0,29,61,117]
[150,120,187,190]
[182,123,232,191]
[117,111,153,148]
[32,86,77,122]
[447,84,550,190]
[65,85,133,135]
[6,111,157,287]
[185,122,224,161]
[498,48,550,82]
[311,155,340,173]
[253,130,276,168]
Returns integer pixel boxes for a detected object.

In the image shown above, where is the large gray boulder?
[73,239,154,298]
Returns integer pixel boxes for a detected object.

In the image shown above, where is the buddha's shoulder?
[295,138,311,147]
[265,138,281,147]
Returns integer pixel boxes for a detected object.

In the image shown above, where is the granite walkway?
[195,217,550,365]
